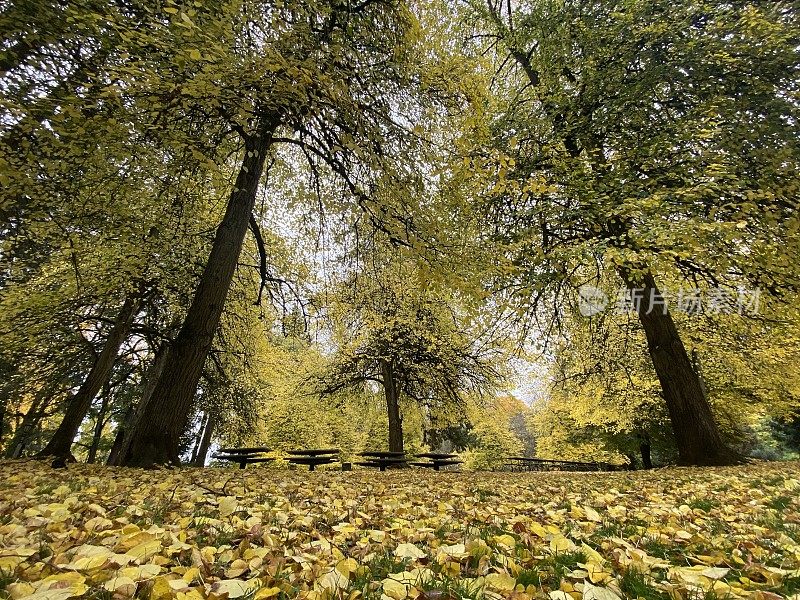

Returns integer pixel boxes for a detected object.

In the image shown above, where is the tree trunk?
[121,119,278,468]
[5,388,50,458]
[192,413,215,467]
[638,434,653,469]
[189,413,207,464]
[106,406,133,466]
[37,296,138,460]
[621,269,740,466]
[108,342,170,465]
[381,359,404,453]
[87,387,111,464]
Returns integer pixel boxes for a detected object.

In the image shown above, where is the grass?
[766,495,793,511]
[619,569,671,600]
[687,498,719,512]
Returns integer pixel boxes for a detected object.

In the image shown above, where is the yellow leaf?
[550,535,577,553]
[0,556,23,571]
[485,572,516,592]
[218,497,238,517]
[127,539,162,563]
[6,583,35,599]
[437,543,468,561]
[102,576,137,596]
[701,567,730,580]
[253,588,281,600]
[381,577,409,600]
[119,564,162,581]
[583,505,602,522]
[394,543,426,559]
[16,589,78,600]
[150,576,175,600]
[336,558,359,578]
[317,568,349,592]
[582,582,622,600]
[493,534,516,550]
[210,579,260,599]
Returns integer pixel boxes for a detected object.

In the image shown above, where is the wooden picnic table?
[356,452,408,471]
[286,448,339,471]
[411,452,462,471]
[219,446,272,454]
[213,447,274,469]
[359,451,406,457]
[506,457,616,472]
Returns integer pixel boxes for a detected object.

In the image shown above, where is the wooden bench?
[213,447,274,469]
[286,448,339,471]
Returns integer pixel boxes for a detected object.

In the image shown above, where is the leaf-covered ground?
[0,461,799,600]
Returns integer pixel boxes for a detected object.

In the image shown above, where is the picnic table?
[505,457,618,472]
[356,451,408,471]
[286,448,339,471]
[212,447,274,469]
[411,452,462,471]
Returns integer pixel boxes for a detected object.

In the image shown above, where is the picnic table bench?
[505,457,618,472]
[213,447,274,469]
[286,448,339,471]
[356,451,408,471]
[410,452,462,471]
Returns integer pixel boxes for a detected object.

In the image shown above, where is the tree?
[316,261,506,453]
[534,289,800,466]
[461,395,530,471]
[464,0,800,465]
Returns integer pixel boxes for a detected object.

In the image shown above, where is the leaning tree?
[117,0,458,466]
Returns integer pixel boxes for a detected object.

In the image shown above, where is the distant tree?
[315,262,507,453]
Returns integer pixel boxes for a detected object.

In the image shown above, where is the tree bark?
[106,406,133,466]
[121,118,279,468]
[381,359,404,453]
[87,387,111,464]
[36,296,138,460]
[621,269,740,466]
[189,413,207,464]
[107,342,170,465]
[192,413,215,467]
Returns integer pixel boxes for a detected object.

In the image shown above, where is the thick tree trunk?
[108,343,170,466]
[121,120,278,468]
[106,406,133,466]
[192,413,215,467]
[621,269,740,466]
[381,359,404,453]
[37,296,138,460]
[87,387,111,464]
